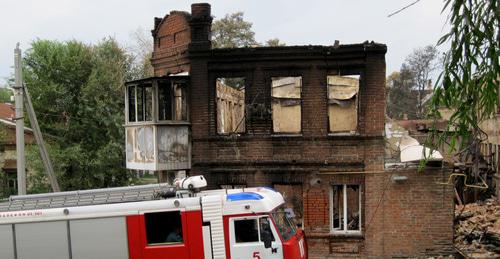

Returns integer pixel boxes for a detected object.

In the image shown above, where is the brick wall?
[365,169,454,258]
[151,3,212,76]
[149,4,454,257]
[304,169,454,258]
[189,45,388,176]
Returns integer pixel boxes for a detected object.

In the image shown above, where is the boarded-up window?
[216,78,245,134]
[272,77,302,133]
[327,75,359,133]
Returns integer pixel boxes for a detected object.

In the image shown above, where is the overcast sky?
[0,0,450,86]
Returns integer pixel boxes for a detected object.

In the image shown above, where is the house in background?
[480,114,500,199]
[124,3,454,258]
[0,103,35,197]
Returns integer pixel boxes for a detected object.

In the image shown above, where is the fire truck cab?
[0,178,307,259]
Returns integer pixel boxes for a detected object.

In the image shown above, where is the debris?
[454,197,500,258]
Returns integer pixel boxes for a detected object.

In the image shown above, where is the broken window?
[271,77,302,133]
[331,184,361,233]
[327,75,359,133]
[216,78,245,134]
[128,84,153,122]
[158,81,188,121]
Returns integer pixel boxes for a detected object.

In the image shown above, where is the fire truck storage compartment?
[0,216,129,259]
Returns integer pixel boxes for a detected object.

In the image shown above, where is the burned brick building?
[124,3,454,258]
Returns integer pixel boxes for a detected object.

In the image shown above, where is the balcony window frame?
[126,83,154,123]
[125,77,190,125]
[157,79,189,122]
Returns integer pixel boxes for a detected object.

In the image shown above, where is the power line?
[388,0,422,18]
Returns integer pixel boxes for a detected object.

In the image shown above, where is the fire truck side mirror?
[262,232,273,249]
[296,222,303,228]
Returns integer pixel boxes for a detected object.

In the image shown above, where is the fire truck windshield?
[271,207,297,241]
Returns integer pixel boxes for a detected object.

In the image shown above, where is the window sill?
[327,132,359,137]
[330,231,363,237]
[306,232,363,239]
[124,121,191,127]
[216,132,246,136]
[271,133,303,138]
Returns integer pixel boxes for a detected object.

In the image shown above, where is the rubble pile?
[454,198,500,258]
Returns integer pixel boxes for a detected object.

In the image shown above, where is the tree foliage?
[405,45,440,118]
[429,0,499,152]
[266,38,286,47]
[211,12,257,48]
[386,66,418,119]
[128,27,154,79]
[211,12,286,48]
[387,45,439,119]
[0,88,12,103]
[23,38,134,192]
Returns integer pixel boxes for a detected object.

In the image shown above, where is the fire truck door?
[229,216,283,259]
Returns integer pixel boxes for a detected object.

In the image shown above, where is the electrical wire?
[388,0,422,18]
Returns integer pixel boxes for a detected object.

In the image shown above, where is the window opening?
[331,184,361,233]
[158,81,188,121]
[128,86,136,122]
[327,75,359,133]
[145,211,183,245]
[174,83,188,121]
[144,86,153,121]
[216,78,245,134]
[158,81,172,121]
[131,84,153,122]
[271,77,302,133]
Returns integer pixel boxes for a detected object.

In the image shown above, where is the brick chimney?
[189,3,213,50]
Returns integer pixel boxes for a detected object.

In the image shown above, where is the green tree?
[23,38,133,192]
[266,38,286,47]
[211,12,287,49]
[0,88,12,103]
[427,0,498,194]
[128,27,154,79]
[429,0,499,150]
[386,65,418,119]
[405,45,440,118]
[211,12,257,48]
[387,45,440,119]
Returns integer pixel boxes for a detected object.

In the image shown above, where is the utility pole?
[24,86,60,192]
[14,43,26,195]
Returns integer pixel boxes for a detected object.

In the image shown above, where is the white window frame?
[329,184,362,235]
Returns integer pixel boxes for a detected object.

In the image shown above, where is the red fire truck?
[0,176,307,259]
